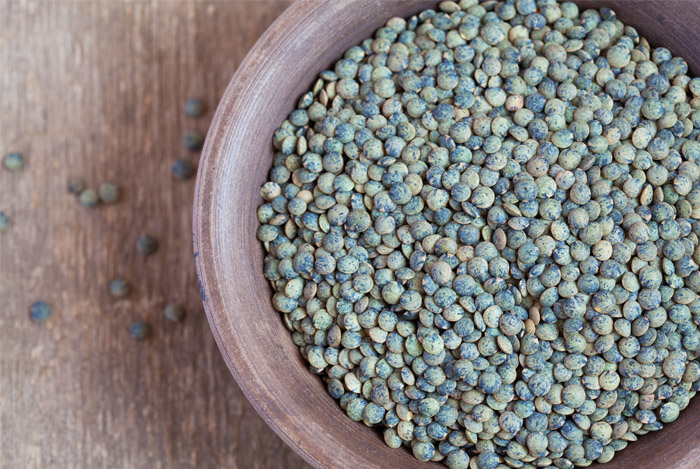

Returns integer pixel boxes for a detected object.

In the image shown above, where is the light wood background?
[0,1,310,467]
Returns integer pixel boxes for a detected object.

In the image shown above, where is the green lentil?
[185,98,206,118]
[659,402,680,423]
[183,130,205,151]
[79,189,100,209]
[68,178,87,195]
[0,212,8,232]
[109,278,129,298]
[256,2,700,467]
[3,152,23,171]
[30,301,52,322]
[164,303,186,322]
[173,158,196,180]
[129,320,150,340]
[136,235,158,256]
[98,182,120,204]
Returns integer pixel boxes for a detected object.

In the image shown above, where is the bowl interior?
[194,1,700,468]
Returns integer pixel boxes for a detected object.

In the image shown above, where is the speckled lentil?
[30,301,52,322]
[164,303,186,322]
[68,178,87,195]
[183,130,205,151]
[98,182,120,204]
[136,235,158,256]
[109,277,130,299]
[79,188,100,209]
[185,98,206,118]
[129,320,150,340]
[173,158,196,180]
[257,1,700,467]
[0,212,8,232]
[3,152,24,171]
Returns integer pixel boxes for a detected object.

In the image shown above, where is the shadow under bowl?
[193,1,700,467]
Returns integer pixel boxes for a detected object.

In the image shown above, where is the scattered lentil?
[129,320,150,340]
[68,178,87,195]
[164,303,186,322]
[183,130,205,151]
[185,98,206,118]
[79,189,100,209]
[98,182,120,204]
[30,301,52,322]
[172,158,196,180]
[136,235,158,256]
[109,278,130,299]
[3,152,23,171]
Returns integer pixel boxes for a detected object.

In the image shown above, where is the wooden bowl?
[193,1,700,467]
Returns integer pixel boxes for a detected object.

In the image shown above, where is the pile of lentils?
[256,1,700,467]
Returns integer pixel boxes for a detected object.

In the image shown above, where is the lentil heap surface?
[256,1,700,467]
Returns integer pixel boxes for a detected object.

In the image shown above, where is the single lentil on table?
[3,152,24,171]
[0,212,8,232]
[172,158,196,180]
[79,188,100,209]
[137,235,158,256]
[129,320,150,340]
[109,277,130,299]
[164,303,186,322]
[256,1,700,467]
[183,130,205,152]
[185,98,206,118]
[30,301,52,322]
[98,181,120,204]
[68,178,87,195]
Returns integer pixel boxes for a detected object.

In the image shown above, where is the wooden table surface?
[0,1,311,467]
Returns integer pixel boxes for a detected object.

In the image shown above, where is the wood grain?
[195,1,700,469]
[0,1,309,468]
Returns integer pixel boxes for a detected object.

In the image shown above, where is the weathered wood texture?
[0,1,309,468]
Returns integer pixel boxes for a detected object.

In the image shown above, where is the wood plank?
[0,1,309,467]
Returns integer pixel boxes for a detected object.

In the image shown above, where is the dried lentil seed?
[184,98,206,118]
[109,278,129,298]
[164,303,186,322]
[3,152,23,171]
[79,189,99,209]
[98,182,120,204]
[136,235,158,256]
[183,130,205,151]
[0,212,8,232]
[30,301,52,322]
[129,321,150,340]
[68,178,87,195]
[173,158,196,180]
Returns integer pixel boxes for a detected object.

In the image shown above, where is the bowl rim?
[192,2,315,462]
[194,1,700,468]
